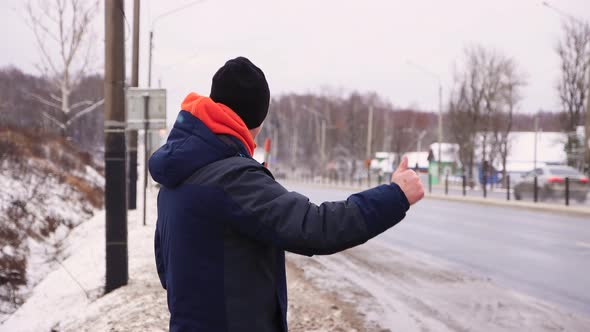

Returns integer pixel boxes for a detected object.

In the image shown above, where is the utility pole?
[148,31,153,87]
[104,0,128,293]
[128,0,140,210]
[142,94,150,226]
[417,130,427,152]
[406,60,443,180]
[438,84,443,179]
[291,130,298,165]
[534,114,539,170]
[585,69,590,177]
[320,119,326,171]
[290,96,298,166]
[366,106,374,185]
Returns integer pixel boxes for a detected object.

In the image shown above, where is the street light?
[402,128,428,152]
[157,50,200,87]
[407,60,444,179]
[148,0,206,87]
[300,104,334,167]
[541,2,585,24]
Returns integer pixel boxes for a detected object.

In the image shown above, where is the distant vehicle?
[513,165,589,203]
[507,171,527,185]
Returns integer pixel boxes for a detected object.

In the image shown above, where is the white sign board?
[126,88,167,129]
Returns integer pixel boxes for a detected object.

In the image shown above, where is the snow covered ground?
[0,183,157,332]
[0,187,371,332]
[0,154,103,320]
[3,183,590,331]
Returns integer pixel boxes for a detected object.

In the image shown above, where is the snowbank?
[0,181,158,332]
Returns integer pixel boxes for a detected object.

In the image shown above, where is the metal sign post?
[126,88,166,226]
[126,88,166,130]
[142,94,150,226]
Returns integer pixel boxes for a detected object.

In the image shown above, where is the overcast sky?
[1,0,589,127]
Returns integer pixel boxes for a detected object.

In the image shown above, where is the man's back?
[155,154,286,332]
[149,57,422,331]
[150,109,411,331]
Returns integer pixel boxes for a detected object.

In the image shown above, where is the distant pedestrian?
[149,56,424,332]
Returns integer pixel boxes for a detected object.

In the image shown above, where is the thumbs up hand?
[391,156,424,205]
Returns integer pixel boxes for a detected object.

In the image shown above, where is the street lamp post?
[407,61,444,180]
[300,104,338,180]
[148,0,205,87]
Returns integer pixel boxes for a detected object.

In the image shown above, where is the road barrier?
[434,173,587,208]
[462,175,466,196]
[506,175,511,201]
[292,171,587,208]
[565,177,569,206]
[534,176,538,203]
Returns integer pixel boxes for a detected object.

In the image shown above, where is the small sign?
[126,88,166,129]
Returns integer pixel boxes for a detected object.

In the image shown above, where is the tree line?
[259,92,565,177]
[1,0,587,182]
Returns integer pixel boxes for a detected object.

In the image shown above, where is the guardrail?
[428,174,588,207]
[292,173,588,208]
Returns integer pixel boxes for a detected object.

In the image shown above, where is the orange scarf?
[181,92,256,156]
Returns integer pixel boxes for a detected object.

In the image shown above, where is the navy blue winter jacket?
[149,110,410,332]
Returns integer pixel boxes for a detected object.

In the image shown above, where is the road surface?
[285,183,590,318]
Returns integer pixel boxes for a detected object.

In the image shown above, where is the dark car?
[514,165,589,203]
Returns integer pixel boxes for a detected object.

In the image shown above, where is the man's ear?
[249,125,262,140]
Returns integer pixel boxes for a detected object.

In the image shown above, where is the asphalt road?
[285,183,590,316]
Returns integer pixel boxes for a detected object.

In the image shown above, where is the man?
[149,56,424,332]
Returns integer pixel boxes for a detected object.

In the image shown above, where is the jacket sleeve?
[222,165,410,256]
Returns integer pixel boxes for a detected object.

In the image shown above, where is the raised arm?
[222,157,422,256]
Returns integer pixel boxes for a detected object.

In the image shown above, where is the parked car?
[513,165,589,203]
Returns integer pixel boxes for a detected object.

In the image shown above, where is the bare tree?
[448,46,486,183]
[480,48,507,181]
[556,19,590,168]
[25,0,102,136]
[448,45,524,186]
[490,62,526,187]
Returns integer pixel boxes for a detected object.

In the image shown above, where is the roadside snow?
[0,208,107,332]
[0,175,161,332]
[1,187,372,332]
[0,158,101,320]
[4,182,590,332]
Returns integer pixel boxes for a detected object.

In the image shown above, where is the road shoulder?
[288,240,590,332]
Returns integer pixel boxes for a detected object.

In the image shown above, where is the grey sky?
[1,0,589,128]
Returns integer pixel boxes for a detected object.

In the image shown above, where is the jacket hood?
[148,110,248,188]
[181,93,256,156]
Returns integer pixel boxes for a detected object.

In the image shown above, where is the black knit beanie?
[210,57,270,129]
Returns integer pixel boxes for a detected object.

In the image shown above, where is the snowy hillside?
[0,129,104,322]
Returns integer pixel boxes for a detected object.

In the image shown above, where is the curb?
[425,193,590,217]
[283,181,590,217]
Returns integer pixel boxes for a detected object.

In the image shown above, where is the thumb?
[396,155,408,173]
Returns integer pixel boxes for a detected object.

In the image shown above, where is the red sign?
[264,138,271,152]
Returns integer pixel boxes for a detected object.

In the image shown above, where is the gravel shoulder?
[288,239,590,332]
